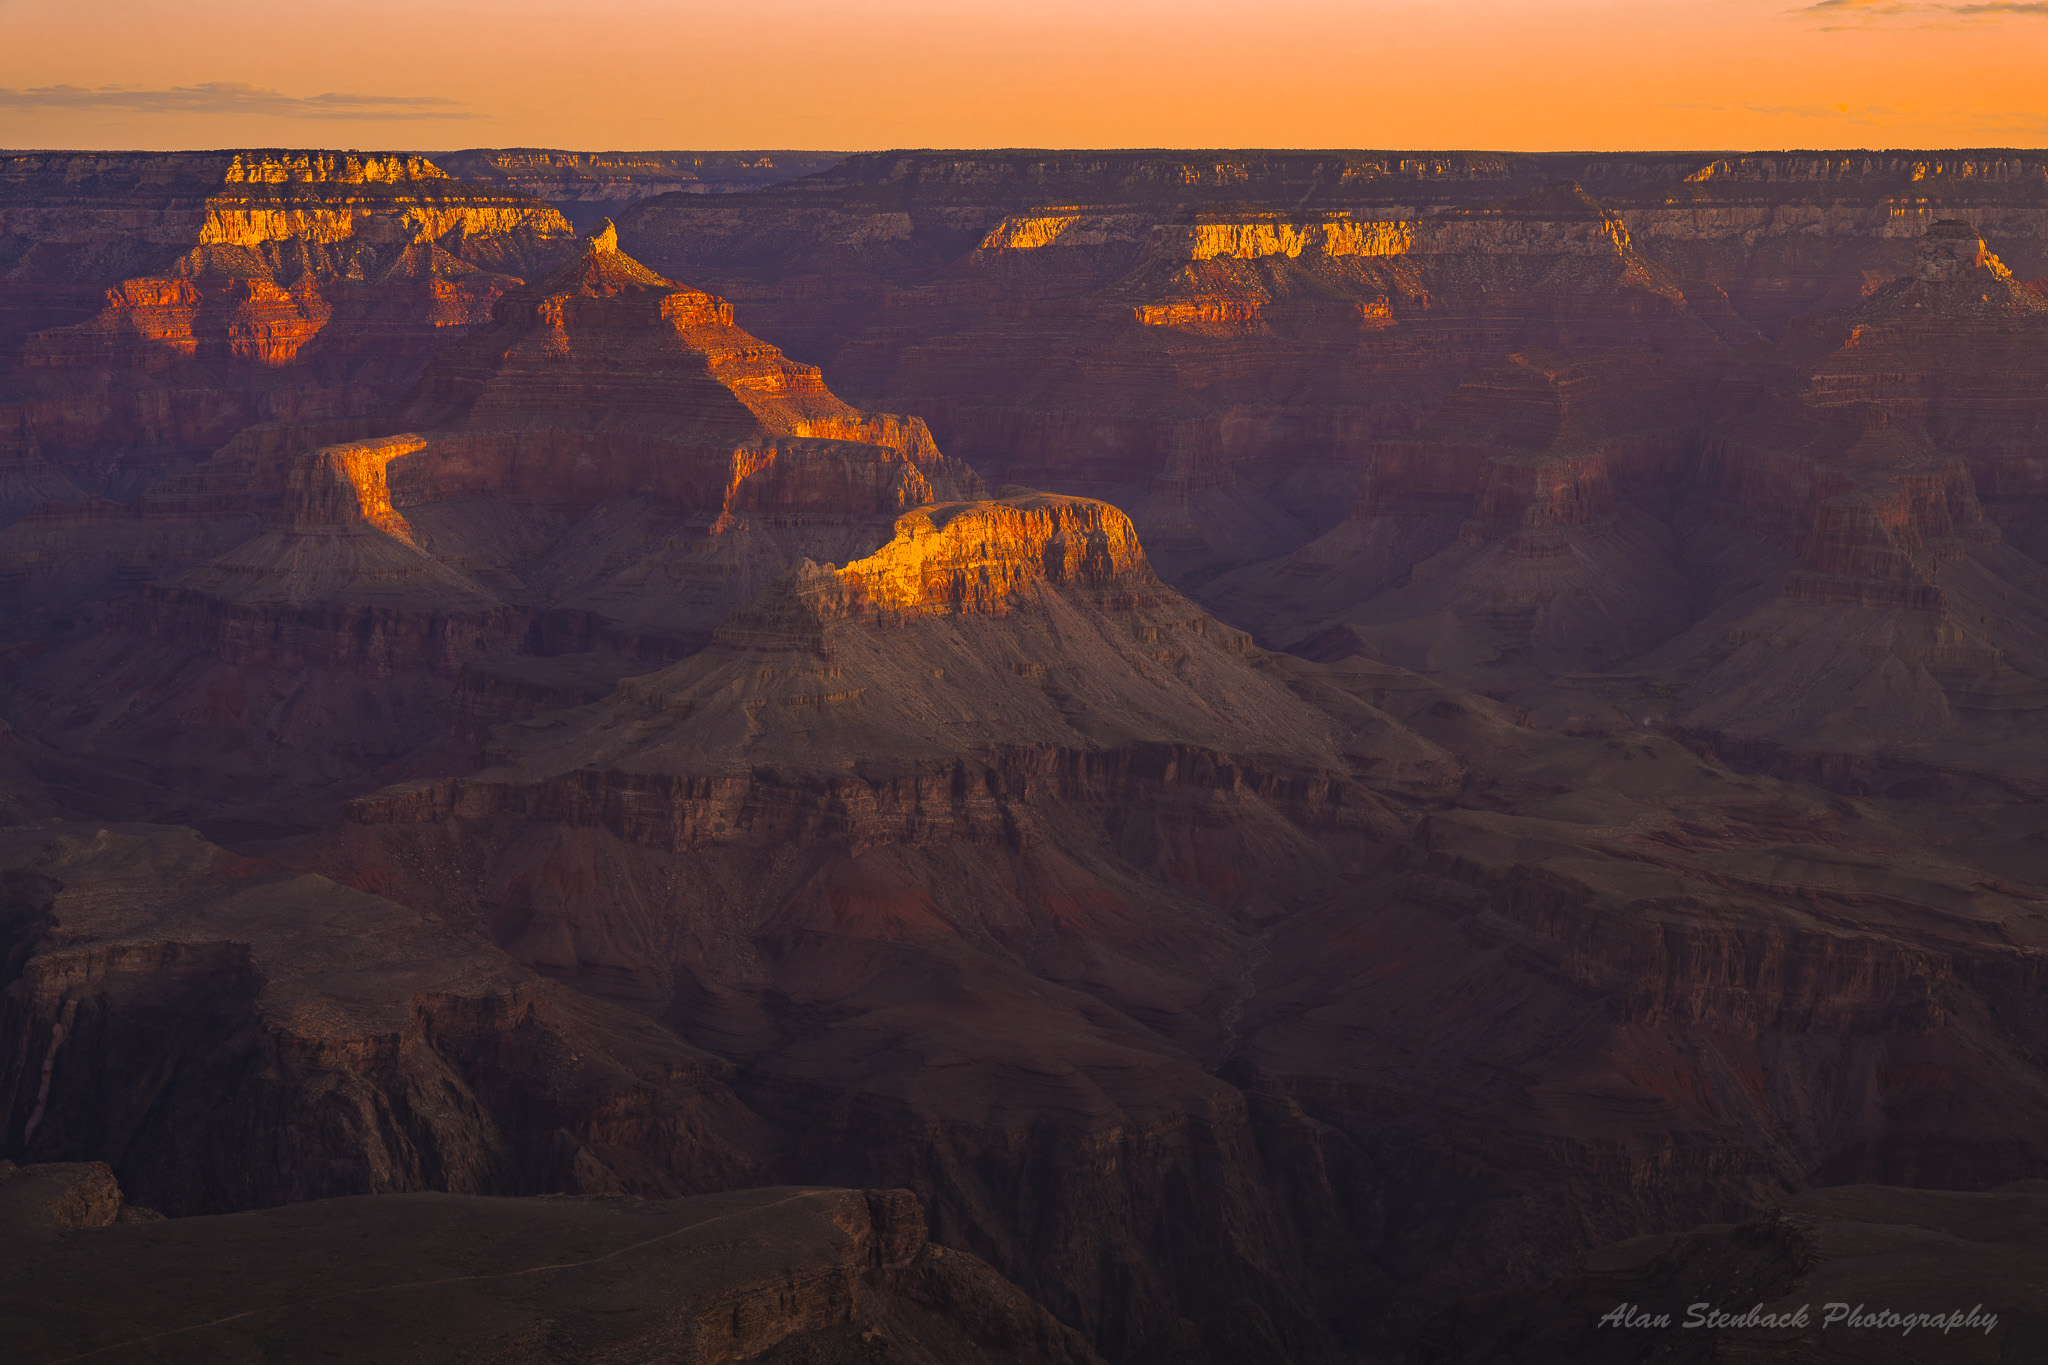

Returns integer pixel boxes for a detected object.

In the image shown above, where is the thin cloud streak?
[0,82,479,120]
[1795,0,2048,16]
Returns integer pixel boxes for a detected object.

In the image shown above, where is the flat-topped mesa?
[282,434,430,543]
[1100,191,1674,365]
[1111,179,1696,348]
[0,150,571,286]
[0,150,569,259]
[1129,183,1637,277]
[367,483,1394,838]
[0,149,452,197]
[977,210,1152,252]
[722,491,1161,643]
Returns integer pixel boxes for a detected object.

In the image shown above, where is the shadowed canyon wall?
[2,148,2048,1365]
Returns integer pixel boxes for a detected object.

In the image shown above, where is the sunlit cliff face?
[778,491,1157,625]
[7,151,568,372]
[389,223,964,519]
[1913,219,2015,285]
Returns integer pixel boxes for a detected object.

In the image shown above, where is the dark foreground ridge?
[0,1160,1101,1365]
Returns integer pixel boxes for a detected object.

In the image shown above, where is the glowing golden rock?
[783,491,1154,624]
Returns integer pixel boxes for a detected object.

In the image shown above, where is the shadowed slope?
[282,489,2048,1362]
[1599,224,2048,794]
[0,1163,1101,1365]
[4,226,982,831]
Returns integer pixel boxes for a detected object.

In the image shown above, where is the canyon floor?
[3,146,2048,1364]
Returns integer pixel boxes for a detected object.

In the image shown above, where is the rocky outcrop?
[13,476,2048,1363]
[606,150,2048,590]
[101,225,979,670]
[759,492,1157,624]
[345,489,1422,842]
[3,226,983,830]
[1617,157,2048,336]
[1,1170,1103,1365]
[622,172,1732,579]
[0,1159,161,1231]
[277,497,1462,1362]
[0,150,577,534]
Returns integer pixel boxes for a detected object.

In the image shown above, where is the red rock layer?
[0,150,577,533]
[10,471,2048,1363]
[623,178,1740,580]
[4,227,983,828]
[614,153,2048,584]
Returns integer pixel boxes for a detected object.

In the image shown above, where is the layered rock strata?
[0,821,773,1210]
[1198,347,1697,690]
[431,148,850,231]
[0,151,576,528]
[6,151,2048,1365]
[613,152,2048,588]
[1600,224,2048,793]
[7,480,2048,1360]
[4,226,978,828]
[283,495,2048,1363]
[622,174,1738,579]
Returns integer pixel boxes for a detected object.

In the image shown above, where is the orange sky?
[1,0,2045,152]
